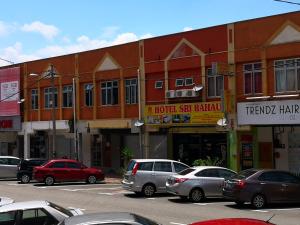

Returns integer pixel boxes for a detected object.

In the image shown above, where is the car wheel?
[21,174,30,183]
[189,188,204,202]
[142,184,155,197]
[44,176,55,186]
[87,175,97,184]
[251,194,266,209]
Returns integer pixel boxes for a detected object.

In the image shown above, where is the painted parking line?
[170,222,187,225]
[193,202,231,206]
[253,207,300,213]
[98,192,114,195]
[33,183,121,189]
[61,187,121,192]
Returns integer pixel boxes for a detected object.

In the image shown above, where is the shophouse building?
[0,11,299,174]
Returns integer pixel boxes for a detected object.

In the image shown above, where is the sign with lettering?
[237,100,300,125]
[0,116,21,131]
[145,102,224,125]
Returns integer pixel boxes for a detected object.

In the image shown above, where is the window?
[196,169,219,177]
[138,162,153,171]
[185,77,194,86]
[44,87,58,108]
[155,81,163,89]
[218,169,236,179]
[154,162,172,172]
[275,58,300,92]
[66,162,81,169]
[21,209,57,225]
[7,158,20,165]
[62,85,73,108]
[49,162,65,168]
[0,211,17,225]
[243,62,262,95]
[125,78,138,104]
[173,162,189,173]
[101,80,118,105]
[31,89,38,110]
[207,68,223,97]
[84,83,93,107]
[175,78,184,87]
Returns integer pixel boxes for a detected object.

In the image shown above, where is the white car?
[0,200,83,225]
[0,197,14,207]
[0,156,21,178]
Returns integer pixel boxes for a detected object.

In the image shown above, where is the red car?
[190,218,275,225]
[33,159,105,185]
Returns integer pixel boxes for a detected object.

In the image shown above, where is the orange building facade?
[0,11,300,173]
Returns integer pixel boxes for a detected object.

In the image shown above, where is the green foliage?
[121,146,134,168]
[192,156,223,167]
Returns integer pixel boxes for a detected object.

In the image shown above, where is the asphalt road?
[1,180,300,225]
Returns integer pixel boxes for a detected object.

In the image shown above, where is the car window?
[0,211,17,225]
[7,158,20,165]
[195,169,219,177]
[49,162,65,168]
[0,158,8,165]
[258,172,281,182]
[232,169,257,179]
[154,162,172,172]
[276,172,300,184]
[134,214,160,225]
[126,160,136,171]
[218,169,236,179]
[66,162,81,169]
[178,168,196,175]
[138,162,153,171]
[48,202,73,217]
[20,208,58,225]
[173,162,189,173]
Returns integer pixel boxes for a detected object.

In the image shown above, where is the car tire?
[20,174,30,183]
[87,175,97,184]
[189,188,204,203]
[251,194,266,209]
[44,176,55,186]
[142,184,156,197]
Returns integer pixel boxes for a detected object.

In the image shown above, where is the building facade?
[0,11,299,174]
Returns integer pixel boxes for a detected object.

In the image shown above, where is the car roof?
[48,159,79,163]
[190,218,273,225]
[0,200,49,212]
[62,212,139,224]
[132,159,184,163]
[0,156,20,159]
[193,166,230,170]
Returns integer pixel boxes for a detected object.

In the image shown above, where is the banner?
[145,102,224,125]
[0,67,20,116]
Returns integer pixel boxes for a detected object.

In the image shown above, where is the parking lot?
[1,179,300,225]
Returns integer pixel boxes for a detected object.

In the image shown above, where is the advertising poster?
[145,102,224,125]
[0,67,20,116]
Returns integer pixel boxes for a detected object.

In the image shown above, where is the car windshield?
[232,169,257,179]
[134,214,160,225]
[178,168,195,175]
[48,201,73,217]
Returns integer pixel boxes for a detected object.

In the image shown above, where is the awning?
[88,119,132,129]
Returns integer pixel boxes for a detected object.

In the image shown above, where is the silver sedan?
[166,166,236,202]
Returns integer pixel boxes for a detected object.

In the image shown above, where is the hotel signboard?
[237,100,300,125]
[145,102,223,125]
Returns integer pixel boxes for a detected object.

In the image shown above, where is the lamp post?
[49,64,56,158]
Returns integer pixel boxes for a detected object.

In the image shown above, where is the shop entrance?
[173,133,227,167]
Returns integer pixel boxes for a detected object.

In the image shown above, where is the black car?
[17,158,47,183]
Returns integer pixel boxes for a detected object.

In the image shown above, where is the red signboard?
[0,67,20,116]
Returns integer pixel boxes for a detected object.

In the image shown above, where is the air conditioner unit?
[185,89,199,97]
[175,89,185,98]
[165,90,176,98]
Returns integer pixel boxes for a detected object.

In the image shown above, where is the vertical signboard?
[0,67,20,116]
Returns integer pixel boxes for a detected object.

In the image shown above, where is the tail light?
[236,180,246,189]
[175,178,189,183]
[132,163,139,176]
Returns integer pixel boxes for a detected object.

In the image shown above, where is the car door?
[0,210,18,225]
[48,162,67,181]
[66,162,85,181]
[279,171,300,203]
[195,169,223,197]
[153,161,173,192]
[7,158,20,178]
[217,169,236,194]
[0,158,9,178]
[20,208,58,225]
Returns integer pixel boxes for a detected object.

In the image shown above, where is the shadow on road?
[225,202,300,210]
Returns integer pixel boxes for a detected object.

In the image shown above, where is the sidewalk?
[104,174,122,184]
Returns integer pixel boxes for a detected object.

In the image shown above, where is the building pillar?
[228,130,238,171]
[24,132,30,159]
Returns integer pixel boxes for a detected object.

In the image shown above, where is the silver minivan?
[122,159,189,197]
[0,156,21,178]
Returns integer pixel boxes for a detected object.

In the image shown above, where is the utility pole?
[50,64,56,158]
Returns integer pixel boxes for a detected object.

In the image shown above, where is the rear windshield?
[134,214,160,225]
[232,169,257,179]
[126,160,136,171]
[178,168,195,175]
[48,202,73,217]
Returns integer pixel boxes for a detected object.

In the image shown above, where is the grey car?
[0,200,83,225]
[58,212,161,225]
[166,166,236,202]
[122,159,189,197]
[0,156,21,179]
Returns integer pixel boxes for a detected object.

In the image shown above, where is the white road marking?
[33,183,121,189]
[170,222,187,225]
[253,207,300,213]
[98,192,114,195]
[252,210,269,213]
[193,202,230,206]
[61,187,121,192]
[146,198,156,200]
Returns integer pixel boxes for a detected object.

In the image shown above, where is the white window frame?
[101,80,119,105]
[175,78,184,87]
[125,78,138,104]
[155,80,163,89]
[44,87,58,109]
[243,62,262,95]
[62,85,73,108]
[31,89,38,110]
[84,83,93,107]
[185,77,194,86]
[207,68,223,98]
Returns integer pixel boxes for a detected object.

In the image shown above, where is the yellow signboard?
[145,102,224,125]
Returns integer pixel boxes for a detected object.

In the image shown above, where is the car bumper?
[222,189,250,203]
[121,180,141,192]
[166,183,189,197]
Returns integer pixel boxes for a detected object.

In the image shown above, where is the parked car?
[122,159,190,197]
[223,169,300,209]
[58,212,161,225]
[17,158,48,183]
[190,218,275,225]
[33,159,105,186]
[0,197,14,207]
[166,166,236,202]
[0,200,83,225]
[0,156,21,179]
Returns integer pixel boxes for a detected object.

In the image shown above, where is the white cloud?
[183,27,193,32]
[140,33,153,39]
[21,21,59,39]
[0,21,16,37]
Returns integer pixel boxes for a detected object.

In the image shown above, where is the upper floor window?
[84,83,93,107]
[44,87,58,108]
[125,78,138,104]
[101,80,118,105]
[244,62,262,95]
[62,85,73,108]
[207,68,223,97]
[275,58,300,93]
[175,78,184,87]
[185,77,194,86]
[155,80,163,89]
[31,89,38,110]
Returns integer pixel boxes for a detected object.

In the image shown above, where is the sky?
[0,0,299,66]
